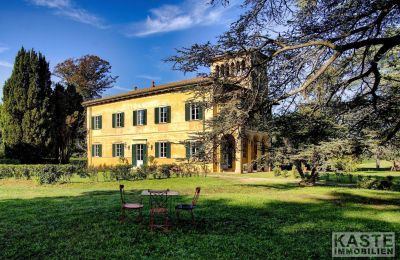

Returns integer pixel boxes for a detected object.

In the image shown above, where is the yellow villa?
[83,52,269,173]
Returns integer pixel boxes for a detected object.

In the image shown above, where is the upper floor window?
[137,110,144,125]
[155,106,170,124]
[133,109,147,126]
[112,112,124,128]
[185,103,203,121]
[91,115,102,130]
[190,104,200,120]
[160,107,168,123]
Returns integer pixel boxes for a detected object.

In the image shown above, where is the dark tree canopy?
[168,0,400,141]
[54,55,118,100]
[2,48,54,162]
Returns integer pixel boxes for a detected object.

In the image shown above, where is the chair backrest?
[192,187,201,206]
[149,189,169,209]
[119,184,125,205]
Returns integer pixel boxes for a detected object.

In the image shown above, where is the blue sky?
[0,0,241,99]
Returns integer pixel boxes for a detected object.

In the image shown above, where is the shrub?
[0,158,20,165]
[0,164,78,184]
[357,177,394,190]
[273,166,281,177]
[282,170,289,178]
[156,164,175,179]
[110,164,133,180]
[291,166,300,179]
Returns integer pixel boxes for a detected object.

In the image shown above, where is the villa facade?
[83,53,269,173]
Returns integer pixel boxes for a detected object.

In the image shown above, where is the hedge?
[0,164,83,184]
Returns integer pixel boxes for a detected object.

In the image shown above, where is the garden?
[1,160,399,258]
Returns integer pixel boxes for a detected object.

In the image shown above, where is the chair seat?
[175,204,195,210]
[150,207,168,214]
[123,203,144,209]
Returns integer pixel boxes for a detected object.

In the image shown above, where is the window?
[113,143,124,157]
[116,113,122,127]
[92,115,102,129]
[160,142,167,158]
[112,112,124,128]
[137,110,144,125]
[215,65,220,77]
[160,106,168,123]
[190,142,200,156]
[190,103,200,120]
[92,144,102,157]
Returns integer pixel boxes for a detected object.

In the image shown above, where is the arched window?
[215,65,220,77]
[220,64,225,77]
[236,61,241,74]
[230,62,235,76]
[241,60,246,73]
[225,63,229,77]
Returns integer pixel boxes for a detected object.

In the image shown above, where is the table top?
[141,190,180,196]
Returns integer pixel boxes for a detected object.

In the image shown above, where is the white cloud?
[113,86,132,91]
[0,61,13,69]
[136,75,161,81]
[0,46,9,53]
[125,0,231,37]
[29,0,108,29]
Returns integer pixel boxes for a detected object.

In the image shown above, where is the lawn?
[1,173,399,259]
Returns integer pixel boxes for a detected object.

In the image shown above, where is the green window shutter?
[143,109,147,125]
[143,144,147,165]
[91,117,95,129]
[166,142,171,158]
[121,113,125,127]
[99,116,102,129]
[121,145,125,157]
[112,144,116,157]
[167,106,171,123]
[132,144,136,166]
[99,145,102,157]
[92,145,95,156]
[185,142,190,159]
[112,114,116,128]
[133,111,137,126]
[185,103,190,121]
[155,107,159,124]
[199,105,203,119]
[155,142,159,158]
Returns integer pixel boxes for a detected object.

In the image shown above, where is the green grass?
[1,174,400,259]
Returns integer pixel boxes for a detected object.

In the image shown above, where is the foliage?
[273,166,281,176]
[54,55,118,100]
[0,164,81,184]
[1,175,399,258]
[2,48,54,163]
[51,83,83,163]
[357,176,397,191]
[0,158,20,164]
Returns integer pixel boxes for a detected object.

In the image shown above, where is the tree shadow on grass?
[0,188,399,259]
[237,182,301,190]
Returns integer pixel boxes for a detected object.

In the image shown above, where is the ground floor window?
[113,143,124,157]
[92,144,102,157]
[160,142,167,158]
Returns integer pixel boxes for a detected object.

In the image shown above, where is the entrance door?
[136,144,144,167]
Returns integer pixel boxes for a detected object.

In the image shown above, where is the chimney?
[134,86,138,90]
[152,80,155,88]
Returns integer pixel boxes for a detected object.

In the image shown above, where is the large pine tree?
[2,48,54,162]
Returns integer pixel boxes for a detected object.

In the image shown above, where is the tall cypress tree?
[2,48,54,162]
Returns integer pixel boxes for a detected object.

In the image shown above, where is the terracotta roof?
[82,77,212,107]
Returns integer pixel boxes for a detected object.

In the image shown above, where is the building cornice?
[83,77,212,107]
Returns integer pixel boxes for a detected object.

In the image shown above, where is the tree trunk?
[376,157,380,169]
[294,160,305,179]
